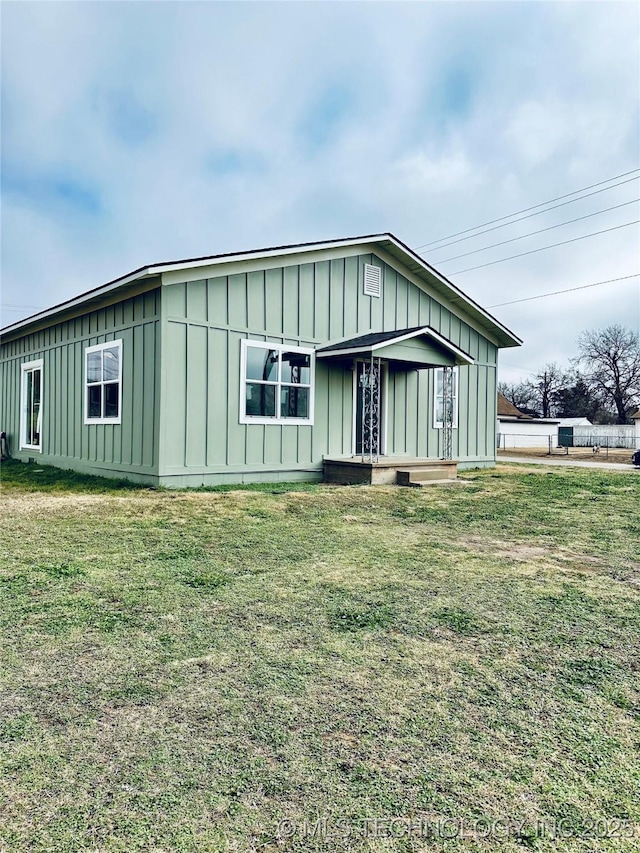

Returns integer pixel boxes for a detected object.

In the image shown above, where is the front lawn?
[1,460,639,852]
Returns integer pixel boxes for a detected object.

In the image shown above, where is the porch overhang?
[316,325,474,369]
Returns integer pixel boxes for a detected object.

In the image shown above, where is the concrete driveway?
[497,454,640,473]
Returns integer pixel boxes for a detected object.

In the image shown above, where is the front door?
[355,359,383,457]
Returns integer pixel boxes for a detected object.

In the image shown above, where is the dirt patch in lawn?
[458,535,609,573]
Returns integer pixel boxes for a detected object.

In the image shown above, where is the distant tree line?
[498,324,640,424]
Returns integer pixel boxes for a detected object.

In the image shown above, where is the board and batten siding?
[0,289,161,481]
[158,252,498,486]
[385,347,497,462]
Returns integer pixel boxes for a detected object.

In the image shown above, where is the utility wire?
[450,219,640,275]
[416,168,640,250]
[488,274,640,308]
[437,198,640,263]
[421,175,640,254]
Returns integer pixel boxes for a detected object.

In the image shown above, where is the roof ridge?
[1,233,522,349]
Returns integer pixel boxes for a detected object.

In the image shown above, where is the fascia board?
[317,327,474,365]
[158,242,377,286]
[1,271,157,338]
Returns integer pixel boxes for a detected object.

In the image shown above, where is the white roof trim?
[1,268,156,336]
[317,326,474,365]
[497,416,561,424]
[1,233,522,347]
[149,235,380,275]
[402,326,473,364]
[373,236,521,346]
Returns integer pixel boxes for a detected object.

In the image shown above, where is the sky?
[2,0,639,382]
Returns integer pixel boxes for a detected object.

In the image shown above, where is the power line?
[415,168,640,250]
[451,219,640,275]
[488,273,640,308]
[437,198,640,263]
[420,175,640,254]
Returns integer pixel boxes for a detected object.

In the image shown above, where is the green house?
[0,234,521,486]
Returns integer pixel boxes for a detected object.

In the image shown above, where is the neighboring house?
[557,416,592,427]
[0,233,521,486]
[497,392,559,449]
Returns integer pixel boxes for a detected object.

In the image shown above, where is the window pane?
[436,369,443,394]
[32,385,41,446]
[281,351,310,384]
[245,382,276,417]
[104,383,119,418]
[246,346,278,382]
[87,385,102,419]
[103,346,120,381]
[280,386,309,419]
[437,399,454,424]
[87,351,102,383]
[25,372,33,444]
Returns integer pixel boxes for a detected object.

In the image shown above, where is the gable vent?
[363,263,382,298]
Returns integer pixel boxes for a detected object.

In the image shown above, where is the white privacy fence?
[498,420,639,451]
[498,428,639,452]
[571,425,636,449]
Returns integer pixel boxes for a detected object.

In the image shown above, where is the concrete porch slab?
[323,456,458,485]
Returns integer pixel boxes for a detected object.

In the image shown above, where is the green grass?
[1,459,639,852]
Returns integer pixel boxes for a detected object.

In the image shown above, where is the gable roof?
[0,232,522,348]
[497,392,531,418]
[497,392,562,424]
[557,416,592,426]
[316,325,474,365]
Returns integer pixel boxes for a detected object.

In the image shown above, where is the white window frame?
[433,366,459,429]
[240,340,315,425]
[20,359,44,452]
[84,340,123,425]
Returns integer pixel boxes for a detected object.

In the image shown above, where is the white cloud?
[1,0,639,377]
[392,146,482,195]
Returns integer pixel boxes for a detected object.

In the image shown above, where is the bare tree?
[576,325,640,424]
[529,363,568,418]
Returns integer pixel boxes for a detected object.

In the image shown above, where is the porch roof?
[316,325,474,367]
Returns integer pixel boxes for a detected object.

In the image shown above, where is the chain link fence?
[497,431,638,457]
[570,432,636,450]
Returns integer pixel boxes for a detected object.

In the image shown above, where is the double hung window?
[433,367,459,429]
[85,340,122,424]
[241,341,314,424]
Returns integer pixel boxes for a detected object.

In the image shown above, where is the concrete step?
[397,465,457,486]
[402,478,457,488]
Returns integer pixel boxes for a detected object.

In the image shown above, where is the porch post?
[441,365,453,461]
[374,355,381,461]
[359,355,382,463]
